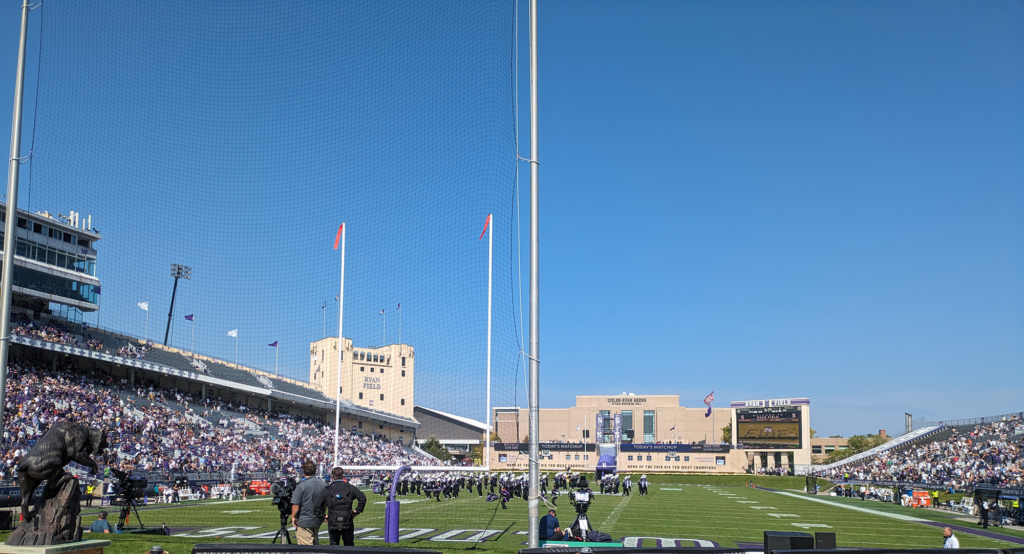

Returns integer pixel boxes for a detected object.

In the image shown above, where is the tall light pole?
[163,264,191,346]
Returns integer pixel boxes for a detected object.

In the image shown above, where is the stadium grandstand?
[1,357,440,484]
[815,414,1023,490]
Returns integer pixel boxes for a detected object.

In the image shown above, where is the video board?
[736,406,802,449]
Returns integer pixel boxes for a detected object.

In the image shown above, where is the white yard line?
[770,491,924,522]
[601,494,631,527]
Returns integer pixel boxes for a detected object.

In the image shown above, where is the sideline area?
[769,490,1024,546]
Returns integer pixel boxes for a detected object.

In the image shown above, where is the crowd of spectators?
[1,361,439,483]
[116,344,146,359]
[823,417,1023,489]
[12,322,78,346]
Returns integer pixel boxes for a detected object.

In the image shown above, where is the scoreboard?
[736,406,802,449]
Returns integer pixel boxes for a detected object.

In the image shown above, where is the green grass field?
[4,475,1022,554]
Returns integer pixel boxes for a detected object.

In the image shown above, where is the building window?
[665,456,672,461]
[402,357,406,367]
[401,399,405,406]
[17,217,27,229]
[565,455,571,461]
[825,446,835,453]
[574,455,579,460]
[358,393,363,399]
[379,394,384,401]
[812,446,823,454]
[401,370,406,377]
[674,456,680,461]
[370,368,374,373]
[627,455,633,461]
[643,410,655,443]
[360,367,364,372]
[379,425,384,430]
[646,455,652,461]
[380,368,384,374]
[32,222,42,234]
[583,455,589,461]
[684,456,690,462]
[358,421,363,428]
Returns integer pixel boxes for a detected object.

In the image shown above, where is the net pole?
[527,0,541,546]
[486,214,493,469]
[0,0,31,447]
[333,223,346,466]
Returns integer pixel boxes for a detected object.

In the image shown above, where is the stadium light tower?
[163,264,191,346]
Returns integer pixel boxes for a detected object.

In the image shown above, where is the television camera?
[109,468,147,530]
[565,487,596,541]
[269,477,296,544]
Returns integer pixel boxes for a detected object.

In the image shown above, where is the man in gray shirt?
[290,460,327,545]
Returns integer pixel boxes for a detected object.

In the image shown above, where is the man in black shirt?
[315,467,366,546]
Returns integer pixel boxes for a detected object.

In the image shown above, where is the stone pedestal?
[5,475,82,546]
[0,540,110,554]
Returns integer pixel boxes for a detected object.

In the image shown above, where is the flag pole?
[322,301,326,339]
[234,334,238,369]
[145,298,149,343]
[334,223,346,466]
[190,317,195,358]
[485,214,493,469]
[712,385,715,444]
[275,344,279,376]
[383,309,386,347]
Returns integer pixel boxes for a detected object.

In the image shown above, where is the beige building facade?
[486,394,813,474]
[493,394,732,445]
[309,336,415,419]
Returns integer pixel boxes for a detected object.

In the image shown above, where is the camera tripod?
[116,495,144,531]
[270,513,292,544]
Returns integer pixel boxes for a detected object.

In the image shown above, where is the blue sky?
[1,1,1022,437]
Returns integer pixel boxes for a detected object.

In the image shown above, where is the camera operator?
[290,461,326,545]
[314,467,366,546]
[539,509,562,541]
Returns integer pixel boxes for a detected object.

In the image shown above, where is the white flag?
[137,301,149,311]
[227,329,238,338]
[576,424,581,431]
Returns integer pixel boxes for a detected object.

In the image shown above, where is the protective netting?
[7,0,526,541]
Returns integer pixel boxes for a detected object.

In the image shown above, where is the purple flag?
[268,341,278,347]
[705,405,712,418]
[93,286,101,295]
[184,314,194,321]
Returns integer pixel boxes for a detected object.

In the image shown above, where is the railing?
[922,412,1024,429]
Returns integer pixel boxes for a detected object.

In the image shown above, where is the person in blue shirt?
[88,512,113,534]
[539,509,562,541]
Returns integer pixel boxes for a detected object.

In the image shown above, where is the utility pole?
[164,264,191,346]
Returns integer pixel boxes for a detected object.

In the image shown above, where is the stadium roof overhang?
[12,335,419,431]
[414,405,489,432]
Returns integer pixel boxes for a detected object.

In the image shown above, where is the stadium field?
[4,476,1022,554]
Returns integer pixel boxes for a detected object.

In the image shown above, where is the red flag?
[333,223,344,250]
[479,214,491,241]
